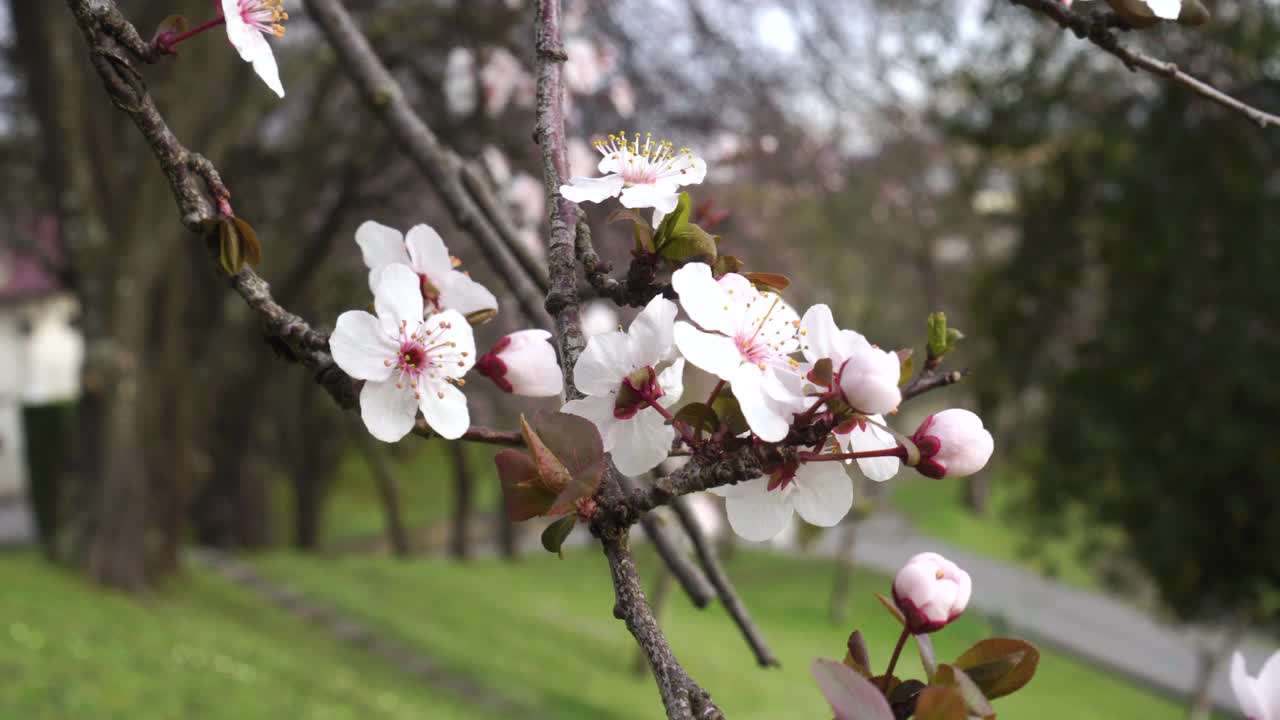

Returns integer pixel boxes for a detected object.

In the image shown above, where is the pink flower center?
[238,0,288,37]
[386,317,465,399]
[613,366,664,419]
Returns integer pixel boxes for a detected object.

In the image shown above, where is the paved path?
[0,499,33,546]
[822,512,1263,715]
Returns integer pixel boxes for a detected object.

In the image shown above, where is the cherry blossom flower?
[562,296,685,476]
[1231,650,1280,720]
[475,330,563,397]
[799,303,902,424]
[559,132,707,220]
[892,552,972,633]
[330,265,476,442]
[673,263,805,442]
[710,460,853,542]
[221,0,288,98]
[909,409,994,479]
[355,221,498,321]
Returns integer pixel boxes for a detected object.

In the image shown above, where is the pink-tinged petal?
[404,224,454,279]
[723,482,794,542]
[657,358,685,407]
[838,345,902,416]
[1145,0,1181,19]
[619,183,680,216]
[498,330,563,397]
[356,221,410,292]
[562,395,622,450]
[223,13,284,98]
[791,462,854,527]
[559,174,625,204]
[359,379,418,442]
[760,365,804,404]
[1233,653,1266,720]
[673,322,741,381]
[573,331,634,396]
[742,289,801,355]
[1256,650,1280,720]
[628,295,679,368]
[671,263,742,336]
[923,409,994,479]
[609,408,674,476]
[799,304,842,364]
[731,362,792,442]
[374,264,426,335]
[439,271,499,317]
[418,380,470,440]
[330,311,397,382]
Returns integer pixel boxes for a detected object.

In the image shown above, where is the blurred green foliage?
[962,2,1280,623]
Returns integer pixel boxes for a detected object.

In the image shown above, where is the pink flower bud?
[836,345,901,416]
[892,552,972,633]
[909,409,994,479]
[475,329,563,397]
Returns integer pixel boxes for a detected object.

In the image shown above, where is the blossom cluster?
[330,134,994,544]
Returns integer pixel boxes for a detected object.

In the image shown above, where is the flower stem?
[797,446,906,463]
[881,626,911,693]
[159,15,226,52]
[648,400,698,447]
[706,379,726,406]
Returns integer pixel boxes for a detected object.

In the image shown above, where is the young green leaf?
[540,515,576,558]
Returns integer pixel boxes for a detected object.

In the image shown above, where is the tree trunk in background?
[828,521,859,624]
[497,511,518,559]
[450,443,473,560]
[352,428,410,557]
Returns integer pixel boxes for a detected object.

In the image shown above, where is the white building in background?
[0,229,83,501]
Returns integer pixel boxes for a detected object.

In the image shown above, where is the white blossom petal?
[840,415,901,482]
[1144,0,1181,19]
[439,271,499,317]
[619,183,680,216]
[1255,650,1280,719]
[373,264,426,335]
[657,358,685,407]
[673,322,741,381]
[497,330,563,397]
[562,395,622,450]
[1232,653,1265,720]
[356,221,409,292]
[559,174,625,204]
[574,331,634,396]
[330,311,396,382]
[671,263,741,336]
[723,481,793,542]
[628,295,678,368]
[610,408,674,476]
[791,462,854,527]
[731,362,792,442]
[404,224,454,279]
[223,7,284,97]
[419,380,470,440]
[360,379,418,442]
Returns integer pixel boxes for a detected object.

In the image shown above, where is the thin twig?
[1009,0,1280,129]
[304,0,551,325]
[902,369,968,402]
[671,496,779,668]
[619,476,715,609]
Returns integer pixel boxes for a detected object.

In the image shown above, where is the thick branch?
[1009,0,1280,129]
[671,497,778,668]
[304,0,550,325]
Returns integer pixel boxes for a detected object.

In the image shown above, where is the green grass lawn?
[309,439,502,545]
[257,547,1186,719]
[0,553,502,720]
[889,473,1102,589]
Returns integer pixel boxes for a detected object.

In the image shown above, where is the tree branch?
[303,0,551,325]
[1009,0,1280,129]
[902,369,968,402]
[533,3,721,718]
[671,496,779,668]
